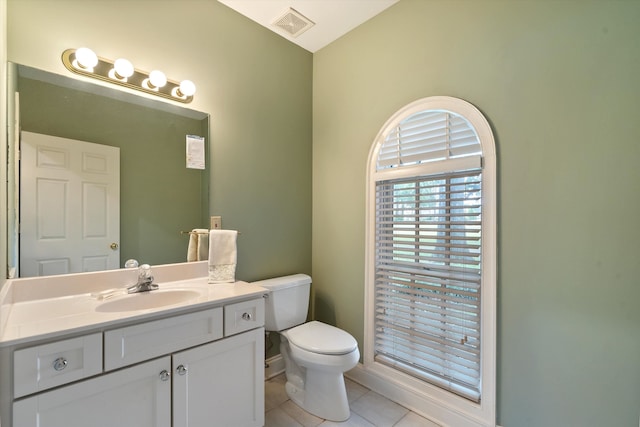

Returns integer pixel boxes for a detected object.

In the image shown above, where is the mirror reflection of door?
[20,132,120,277]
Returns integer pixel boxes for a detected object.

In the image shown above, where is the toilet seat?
[286,321,357,355]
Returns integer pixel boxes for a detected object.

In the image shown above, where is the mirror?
[7,63,210,278]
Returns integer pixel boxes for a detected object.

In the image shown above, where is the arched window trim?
[359,96,496,427]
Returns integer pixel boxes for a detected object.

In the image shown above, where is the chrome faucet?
[127,264,159,294]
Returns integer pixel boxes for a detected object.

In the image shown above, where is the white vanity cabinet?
[9,297,265,427]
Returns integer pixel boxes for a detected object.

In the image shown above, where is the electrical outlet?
[210,216,222,230]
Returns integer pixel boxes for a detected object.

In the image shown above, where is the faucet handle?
[126,263,157,293]
[138,264,152,281]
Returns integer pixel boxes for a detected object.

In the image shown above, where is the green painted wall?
[312,1,640,426]
[7,0,313,282]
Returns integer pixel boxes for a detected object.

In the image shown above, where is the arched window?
[363,96,496,426]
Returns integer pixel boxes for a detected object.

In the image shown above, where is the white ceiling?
[217,0,399,53]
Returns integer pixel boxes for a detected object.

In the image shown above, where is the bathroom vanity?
[0,261,267,427]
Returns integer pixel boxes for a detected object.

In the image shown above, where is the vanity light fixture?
[62,48,196,103]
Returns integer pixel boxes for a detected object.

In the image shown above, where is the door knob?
[110,242,119,250]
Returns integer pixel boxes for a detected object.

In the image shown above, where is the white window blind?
[377,111,481,170]
[374,170,482,402]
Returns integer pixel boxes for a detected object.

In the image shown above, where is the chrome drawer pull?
[176,365,188,376]
[241,312,252,321]
[53,357,68,371]
[159,370,171,381]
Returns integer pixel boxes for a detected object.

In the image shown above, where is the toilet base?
[280,332,358,422]
[285,370,350,422]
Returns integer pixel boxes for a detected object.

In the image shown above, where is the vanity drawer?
[104,307,223,371]
[14,333,102,398]
[224,298,265,336]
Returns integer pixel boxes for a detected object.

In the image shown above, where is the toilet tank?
[252,274,311,332]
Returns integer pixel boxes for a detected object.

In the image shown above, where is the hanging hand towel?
[187,230,198,262]
[187,228,209,262]
[196,229,209,261]
[208,230,238,283]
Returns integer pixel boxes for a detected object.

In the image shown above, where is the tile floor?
[265,374,440,427]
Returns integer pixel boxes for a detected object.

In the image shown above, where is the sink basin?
[96,289,201,313]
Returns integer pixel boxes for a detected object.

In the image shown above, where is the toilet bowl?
[281,321,360,421]
[253,275,360,422]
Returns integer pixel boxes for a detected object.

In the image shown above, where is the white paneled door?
[20,131,120,277]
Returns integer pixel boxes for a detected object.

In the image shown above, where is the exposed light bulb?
[113,58,134,79]
[178,80,196,97]
[148,70,167,89]
[74,47,98,70]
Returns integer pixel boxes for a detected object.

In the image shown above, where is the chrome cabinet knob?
[241,312,252,321]
[53,357,68,371]
[159,370,171,381]
[176,365,188,376]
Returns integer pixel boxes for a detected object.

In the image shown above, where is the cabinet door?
[13,357,171,427]
[173,327,264,427]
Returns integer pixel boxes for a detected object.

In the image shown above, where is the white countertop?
[0,262,269,347]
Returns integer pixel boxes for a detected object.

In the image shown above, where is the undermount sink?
[96,289,201,313]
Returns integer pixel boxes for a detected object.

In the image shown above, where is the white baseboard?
[265,354,285,379]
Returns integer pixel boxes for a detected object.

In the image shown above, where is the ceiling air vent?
[272,8,315,38]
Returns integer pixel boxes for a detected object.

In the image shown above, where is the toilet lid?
[287,321,358,355]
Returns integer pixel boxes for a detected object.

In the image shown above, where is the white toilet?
[255,274,359,422]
